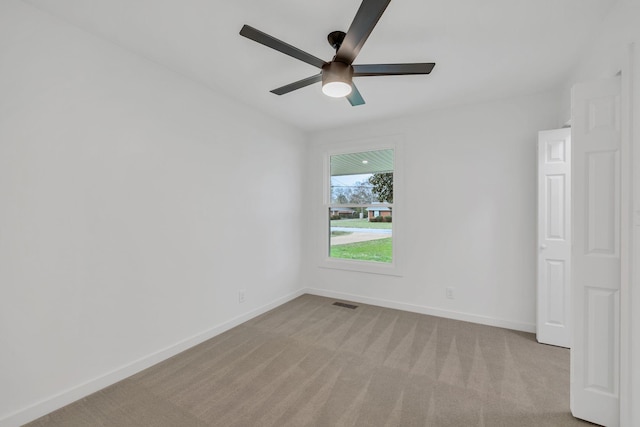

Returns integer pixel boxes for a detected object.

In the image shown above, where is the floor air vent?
[333,302,358,309]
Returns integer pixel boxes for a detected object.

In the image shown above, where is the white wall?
[557,0,640,124]
[303,91,559,332]
[0,1,305,425]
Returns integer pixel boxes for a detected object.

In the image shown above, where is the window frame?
[319,135,404,276]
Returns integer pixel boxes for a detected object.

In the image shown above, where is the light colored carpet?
[27,294,594,426]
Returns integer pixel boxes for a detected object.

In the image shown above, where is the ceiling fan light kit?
[321,62,354,98]
[239,0,435,106]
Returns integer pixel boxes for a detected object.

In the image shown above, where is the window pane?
[329,208,392,263]
[330,149,394,204]
[328,149,394,264]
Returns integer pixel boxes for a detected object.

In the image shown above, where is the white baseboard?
[0,289,305,427]
[303,288,536,333]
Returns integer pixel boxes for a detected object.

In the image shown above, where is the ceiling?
[24,0,617,132]
[331,149,394,177]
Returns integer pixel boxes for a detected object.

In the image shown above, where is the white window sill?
[319,257,403,277]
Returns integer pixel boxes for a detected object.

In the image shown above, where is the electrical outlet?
[238,290,246,303]
[446,287,454,299]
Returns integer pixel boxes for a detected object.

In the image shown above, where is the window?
[323,143,400,275]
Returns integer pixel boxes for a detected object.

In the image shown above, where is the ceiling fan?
[239,0,435,106]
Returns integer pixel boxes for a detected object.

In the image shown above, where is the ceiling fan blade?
[353,63,436,76]
[346,83,365,106]
[240,25,326,69]
[271,74,322,95]
[335,0,391,65]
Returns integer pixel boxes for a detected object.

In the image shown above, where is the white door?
[537,128,571,348]
[571,76,621,427]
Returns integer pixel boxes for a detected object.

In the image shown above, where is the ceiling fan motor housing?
[322,61,354,86]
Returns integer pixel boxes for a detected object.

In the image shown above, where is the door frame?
[620,41,637,427]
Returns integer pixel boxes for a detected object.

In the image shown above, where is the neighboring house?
[330,207,355,218]
[366,206,391,221]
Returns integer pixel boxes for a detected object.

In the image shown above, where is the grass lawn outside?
[331,231,353,236]
[330,237,392,263]
[330,218,392,229]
